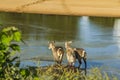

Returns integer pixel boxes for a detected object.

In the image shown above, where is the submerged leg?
[83,58,87,75]
[78,58,82,69]
[83,58,87,69]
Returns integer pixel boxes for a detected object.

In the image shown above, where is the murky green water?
[0,12,120,77]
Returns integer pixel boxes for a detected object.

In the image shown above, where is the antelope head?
[48,41,55,49]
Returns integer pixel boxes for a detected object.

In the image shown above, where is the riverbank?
[0,0,120,17]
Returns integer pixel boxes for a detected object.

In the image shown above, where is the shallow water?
[0,12,120,77]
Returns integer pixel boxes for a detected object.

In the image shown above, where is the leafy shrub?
[0,27,22,79]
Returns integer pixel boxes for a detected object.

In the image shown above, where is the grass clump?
[26,64,119,80]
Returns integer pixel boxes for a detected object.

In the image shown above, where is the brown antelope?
[65,41,87,70]
[48,41,64,64]
[65,41,76,67]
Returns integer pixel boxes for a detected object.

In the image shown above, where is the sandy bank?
[0,0,120,17]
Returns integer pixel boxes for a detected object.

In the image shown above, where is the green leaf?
[13,31,21,42]
[20,69,26,76]
[20,69,30,77]
[34,76,39,80]
[2,26,18,32]
[1,33,11,45]
[2,27,11,32]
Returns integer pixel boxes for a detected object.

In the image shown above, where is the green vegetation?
[0,27,118,80]
[0,27,21,79]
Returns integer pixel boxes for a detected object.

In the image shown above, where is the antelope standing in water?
[65,41,87,70]
[65,41,76,67]
[48,41,64,64]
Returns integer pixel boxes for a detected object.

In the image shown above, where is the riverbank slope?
[0,0,120,17]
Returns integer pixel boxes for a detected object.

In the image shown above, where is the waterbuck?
[48,41,64,64]
[65,41,87,70]
[65,41,76,67]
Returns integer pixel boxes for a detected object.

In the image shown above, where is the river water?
[0,12,120,77]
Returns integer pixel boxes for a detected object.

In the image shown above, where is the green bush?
[0,27,22,79]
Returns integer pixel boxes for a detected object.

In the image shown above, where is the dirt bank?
[0,0,120,17]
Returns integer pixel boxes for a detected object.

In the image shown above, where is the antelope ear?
[69,41,72,43]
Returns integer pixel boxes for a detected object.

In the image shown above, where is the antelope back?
[74,48,86,58]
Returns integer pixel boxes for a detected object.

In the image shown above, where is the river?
[0,12,120,78]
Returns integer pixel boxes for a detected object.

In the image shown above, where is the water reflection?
[78,16,91,42]
[40,15,79,41]
[113,19,120,53]
[0,12,79,41]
